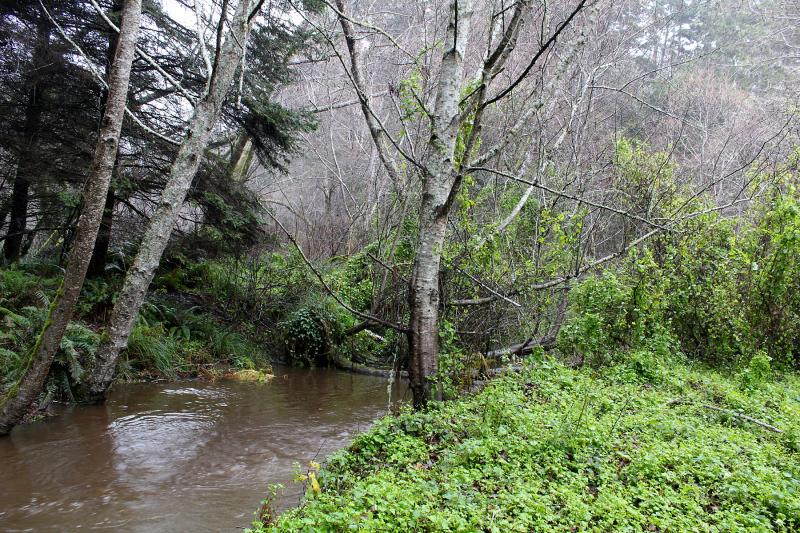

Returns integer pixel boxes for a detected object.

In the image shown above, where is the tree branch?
[263,207,409,333]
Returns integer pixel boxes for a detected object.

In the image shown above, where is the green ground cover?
[256,354,800,532]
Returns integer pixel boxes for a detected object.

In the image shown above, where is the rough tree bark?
[3,21,50,263]
[406,0,474,408]
[81,0,256,403]
[0,0,142,435]
[89,0,125,277]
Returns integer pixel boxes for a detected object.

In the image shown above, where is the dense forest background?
[1,0,799,432]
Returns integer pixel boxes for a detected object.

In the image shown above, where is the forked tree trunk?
[406,0,474,408]
[81,0,256,403]
[334,0,474,408]
[0,0,141,435]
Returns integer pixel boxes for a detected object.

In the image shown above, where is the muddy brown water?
[0,367,405,532]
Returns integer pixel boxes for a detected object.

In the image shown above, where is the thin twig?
[263,207,409,333]
[469,166,671,231]
[88,0,197,103]
[666,398,783,433]
[454,266,522,308]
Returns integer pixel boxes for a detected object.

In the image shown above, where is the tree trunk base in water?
[73,384,109,405]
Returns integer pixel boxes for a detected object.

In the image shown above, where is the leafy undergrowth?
[0,265,270,402]
[255,356,800,532]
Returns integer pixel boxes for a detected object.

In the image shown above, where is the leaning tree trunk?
[81,0,256,403]
[89,0,124,277]
[406,0,474,408]
[0,0,141,436]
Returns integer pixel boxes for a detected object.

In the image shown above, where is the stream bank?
[0,366,404,532]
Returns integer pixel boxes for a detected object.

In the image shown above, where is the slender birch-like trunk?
[81,0,256,403]
[0,0,141,435]
[407,0,474,407]
[89,0,125,277]
[334,0,474,407]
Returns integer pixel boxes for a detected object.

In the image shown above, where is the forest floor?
[254,355,800,532]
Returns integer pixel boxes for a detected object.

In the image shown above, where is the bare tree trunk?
[89,0,124,277]
[407,196,451,407]
[3,21,49,263]
[0,0,141,435]
[333,0,402,185]
[81,0,256,403]
[229,134,254,182]
[333,0,474,408]
[407,0,473,408]
[0,200,10,233]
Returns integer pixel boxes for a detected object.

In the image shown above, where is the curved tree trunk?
[0,0,141,436]
[80,0,256,403]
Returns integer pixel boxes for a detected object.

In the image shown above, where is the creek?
[0,366,404,531]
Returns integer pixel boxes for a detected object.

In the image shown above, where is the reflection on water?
[0,367,405,532]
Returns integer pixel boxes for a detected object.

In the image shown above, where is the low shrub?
[1,264,270,394]
[558,189,800,372]
[281,297,350,366]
